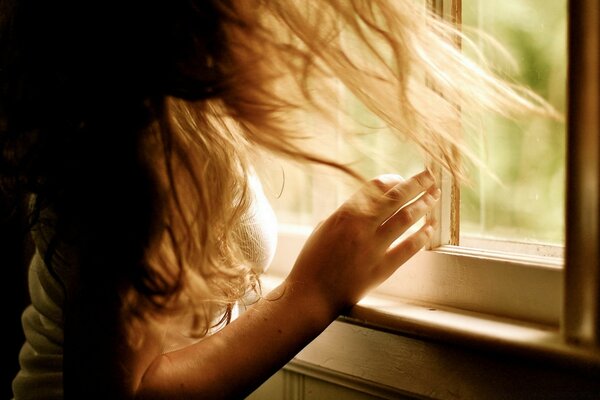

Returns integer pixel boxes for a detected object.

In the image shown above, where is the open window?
[248,1,600,398]
[256,0,600,368]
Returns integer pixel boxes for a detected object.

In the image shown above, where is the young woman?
[1,0,554,398]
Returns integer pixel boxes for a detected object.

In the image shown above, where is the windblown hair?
[0,0,554,341]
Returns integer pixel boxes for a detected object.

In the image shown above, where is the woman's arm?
[134,169,439,399]
[137,280,335,399]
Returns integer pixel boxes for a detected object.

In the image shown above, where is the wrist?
[269,279,339,331]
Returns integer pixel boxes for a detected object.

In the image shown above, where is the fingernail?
[378,174,405,184]
[425,224,435,237]
[426,185,441,199]
[425,166,436,182]
[429,217,439,229]
[418,169,435,187]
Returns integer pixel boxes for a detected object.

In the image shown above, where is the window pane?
[460,0,567,247]
[261,91,424,227]
[261,18,425,227]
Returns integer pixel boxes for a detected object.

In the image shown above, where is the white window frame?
[258,1,600,395]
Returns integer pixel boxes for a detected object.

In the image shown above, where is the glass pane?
[261,21,425,227]
[261,92,424,227]
[460,0,567,248]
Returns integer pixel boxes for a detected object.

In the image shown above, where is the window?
[257,0,599,354]
[460,0,566,255]
[248,1,599,397]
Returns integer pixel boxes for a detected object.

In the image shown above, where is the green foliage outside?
[265,0,567,249]
[461,0,567,245]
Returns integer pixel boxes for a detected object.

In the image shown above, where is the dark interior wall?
[1,196,32,399]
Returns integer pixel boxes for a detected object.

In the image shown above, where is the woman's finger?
[375,169,436,225]
[333,169,435,236]
[376,184,440,247]
[380,221,435,276]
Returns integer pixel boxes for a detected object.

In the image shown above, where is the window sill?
[259,273,600,398]
[270,224,563,324]
[261,274,600,372]
[345,296,600,372]
[261,225,600,397]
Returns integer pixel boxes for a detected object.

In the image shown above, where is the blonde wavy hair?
[124,0,556,341]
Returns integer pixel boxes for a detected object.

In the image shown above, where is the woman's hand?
[286,169,440,317]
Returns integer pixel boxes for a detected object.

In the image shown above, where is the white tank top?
[160,174,279,352]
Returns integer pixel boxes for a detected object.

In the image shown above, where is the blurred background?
[261,0,567,253]
[461,0,566,247]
